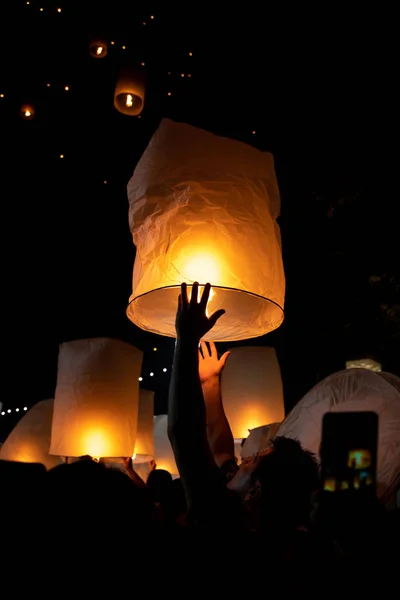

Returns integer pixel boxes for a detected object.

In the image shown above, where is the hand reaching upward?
[175,282,225,343]
[198,340,230,384]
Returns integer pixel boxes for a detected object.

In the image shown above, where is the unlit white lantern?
[114,66,145,116]
[221,347,285,440]
[153,414,179,478]
[241,422,281,460]
[132,390,154,463]
[0,400,61,470]
[126,119,285,342]
[277,369,400,502]
[50,338,142,458]
[346,358,382,372]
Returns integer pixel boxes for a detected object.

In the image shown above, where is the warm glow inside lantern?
[49,338,142,458]
[89,39,108,58]
[20,104,35,120]
[0,400,61,470]
[126,119,285,341]
[114,66,145,116]
[132,390,154,463]
[221,347,285,440]
[153,414,179,478]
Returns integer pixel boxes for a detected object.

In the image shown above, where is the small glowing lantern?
[89,39,108,58]
[20,104,35,120]
[153,414,179,478]
[0,400,61,470]
[221,347,285,440]
[132,390,154,463]
[126,119,285,341]
[346,358,382,372]
[276,369,400,503]
[114,66,145,116]
[49,338,142,458]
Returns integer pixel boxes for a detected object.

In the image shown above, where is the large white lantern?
[221,346,285,440]
[132,390,154,463]
[153,414,179,478]
[276,369,400,502]
[126,119,285,342]
[49,338,142,459]
[0,400,61,470]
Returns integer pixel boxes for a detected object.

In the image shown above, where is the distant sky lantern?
[221,347,285,440]
[20,104,35,120]
[132,390,154,463]
[89,39,108,58]
[114,66,145,116]
[153,415,179,478]
[126,119,285,341]
[49,338,142,459]
[0,400,61,470]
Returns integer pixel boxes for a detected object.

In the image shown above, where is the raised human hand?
[198,340,230,384]
[175,282,225,342]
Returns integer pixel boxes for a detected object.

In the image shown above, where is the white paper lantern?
[50,338,142,458]
[277,369,400,502]
[221,347,285,440]
[132,390,154,463]
[240,422,281,459]
[153,414,179,478]
[114,66,145,116]
[126,118,285,342]
[0,400,61,470]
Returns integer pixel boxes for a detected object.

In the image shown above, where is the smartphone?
[320,412,378,495]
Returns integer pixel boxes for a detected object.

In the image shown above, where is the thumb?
[219,351,231,368]
[208,309,225,329]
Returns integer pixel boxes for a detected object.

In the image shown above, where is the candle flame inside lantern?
[182,253,219,314]
[126,94,133,107]
[96,46,103,55]
[83,431,110,458]
[24,110,31,117]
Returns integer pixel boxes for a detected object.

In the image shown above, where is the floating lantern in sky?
[221,347,285,440]
[50,338,142,459]
[114,66,145,116]
[153,414,179,478]
[20,104,35,120]
[132,390,154,463]
[0,399,61,470]
[126,119,285,341]
[276,369,400,503]
[89,39,108,58]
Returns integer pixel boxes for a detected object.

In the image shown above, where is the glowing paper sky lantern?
[89,39,108,58]
[153,414,179,478]
[126,119,285,342]
[276,369,400,502]
[114,66,145,116]
[132,390,154,463]
[221,347,285,440]
[49,338,142,459]
[20,104,35,120]
[0,399,61,470]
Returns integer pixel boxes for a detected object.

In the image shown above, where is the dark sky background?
[0,2,398,440]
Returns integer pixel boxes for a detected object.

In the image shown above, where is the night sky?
[1,2,398,440]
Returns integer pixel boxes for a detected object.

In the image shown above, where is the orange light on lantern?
[114,66,145,116]
[89,39,108,58]
[50,338,142,459]
[221,347,285,440]
[20,104,35,120]
[0,400,61,470]
[126,119,285,341]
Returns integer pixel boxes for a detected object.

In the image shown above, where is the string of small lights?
[1,407,28,416]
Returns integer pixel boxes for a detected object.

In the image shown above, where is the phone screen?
[320,412,378,495]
